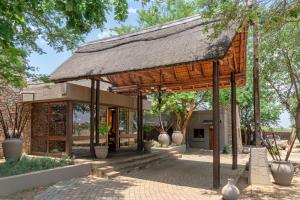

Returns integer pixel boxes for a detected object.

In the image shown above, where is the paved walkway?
[33,149,248,200]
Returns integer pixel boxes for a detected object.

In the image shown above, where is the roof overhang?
[50,16,248,94]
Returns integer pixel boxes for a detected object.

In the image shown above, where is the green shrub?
[0,155,74,177]
[222,144,231,154]
[99,124,111,136]
[271,146,282,155]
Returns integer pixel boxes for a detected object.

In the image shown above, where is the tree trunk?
[252,6,261,147]
[296,102,300,142]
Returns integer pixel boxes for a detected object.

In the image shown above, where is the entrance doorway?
[108,107,118,151]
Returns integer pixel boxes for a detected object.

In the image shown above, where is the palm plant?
[0,102,30,139]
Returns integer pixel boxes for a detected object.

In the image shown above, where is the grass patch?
[0,155,74,177]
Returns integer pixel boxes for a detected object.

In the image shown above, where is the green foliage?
[222,144,231,154]
[143,124,153,134]
[113,0,204,34]
[0,0,129,88]
[260,23,300,126]
[99,124,111,136]
[0,155,73,177]
[271,145,282,155]
[113,24,137,35]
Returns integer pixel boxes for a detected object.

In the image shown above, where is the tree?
[205,66,282,145]
[151,92,208,144]
[0,0,129,88]
[199,0,300,145]
[260,23,300,140]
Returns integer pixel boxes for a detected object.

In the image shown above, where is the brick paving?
[33,149,249,200]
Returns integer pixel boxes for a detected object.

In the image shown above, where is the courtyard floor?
[28,149,248,200]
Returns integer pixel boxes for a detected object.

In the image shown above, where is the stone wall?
[0,88,31,158]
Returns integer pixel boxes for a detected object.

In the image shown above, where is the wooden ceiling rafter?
[112,72,245,92]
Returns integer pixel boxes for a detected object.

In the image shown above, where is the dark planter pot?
[270,160,294,186]
[2,138,22,161]
[143,141,152,153]
[94,146,108,159]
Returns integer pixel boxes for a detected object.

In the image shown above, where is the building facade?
[0,81,150,158]
[187,107,242,150]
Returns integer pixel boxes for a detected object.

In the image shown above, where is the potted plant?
[172,119,183,145]
[156,113,172,147]
[94,124,111,159]
[0,103,30,161]
[263,130,297,186]
[143,124,153,152]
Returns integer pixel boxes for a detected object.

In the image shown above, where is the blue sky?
[28,1,292,128]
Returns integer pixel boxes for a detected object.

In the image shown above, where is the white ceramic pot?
[221,178,240,200]
[270,160,294,186]
[172,131,183,145]
[2,138,23,161]
[94,146,108,159]
[158,131,170,147]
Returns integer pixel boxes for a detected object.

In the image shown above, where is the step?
[94,151,182,178]
[105,171,120,179]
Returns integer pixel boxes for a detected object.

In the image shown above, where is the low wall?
[264,131,291,140]
[0,163,91,196]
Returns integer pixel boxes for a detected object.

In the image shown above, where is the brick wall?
[0,88,31,158]
[264,131,291,141]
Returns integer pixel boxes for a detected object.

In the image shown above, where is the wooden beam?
[187,65,192,79]
[200,64,205,77]
[232,49,238,73]
[231,72,238,169]
[111,73,246,92]
[213,60,220,189]
[173,67,179,81]
[95,80,100,145]
[239,32,243,73]
[90,79,96,158]
[137,89,143,152]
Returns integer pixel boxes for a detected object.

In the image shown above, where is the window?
[194,129,205,139]
[119,108,129,135]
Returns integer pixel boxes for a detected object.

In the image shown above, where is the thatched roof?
[50,15,240,83]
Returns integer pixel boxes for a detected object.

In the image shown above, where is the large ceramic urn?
[172,131,183,145]
[94,146,109,159]
[158,131,170,147]
[221,178,240,200]
[2,138,23,161]
[270,160,294,186]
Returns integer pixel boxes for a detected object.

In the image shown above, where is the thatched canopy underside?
[50,16,248,94]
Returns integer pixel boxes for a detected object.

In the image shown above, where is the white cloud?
[128,7,137,14]
[97,30,116,39]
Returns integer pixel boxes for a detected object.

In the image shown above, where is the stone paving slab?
[33,150,248,200]
[249,148,272,185]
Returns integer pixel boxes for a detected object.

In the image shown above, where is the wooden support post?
[90,79,96,158]
[213,60,220,189]
[95,80,100,145]
[65,101,73,155]
[137,89,144,152]
[231,72,238,170]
